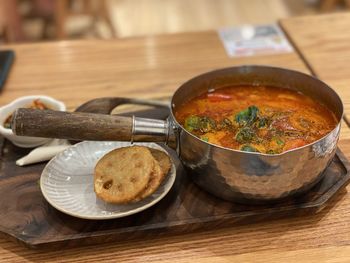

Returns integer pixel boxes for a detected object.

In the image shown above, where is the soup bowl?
[11,66,343,203]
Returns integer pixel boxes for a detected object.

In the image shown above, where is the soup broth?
[175,86,337,154]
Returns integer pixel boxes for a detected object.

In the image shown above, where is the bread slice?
[149,148,172,176]
[94,146,155,204]
[133,148,172,201]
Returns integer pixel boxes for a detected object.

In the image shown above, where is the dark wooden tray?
[0,106,349,249]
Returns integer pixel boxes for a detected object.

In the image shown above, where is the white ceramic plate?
[40,141,176,220]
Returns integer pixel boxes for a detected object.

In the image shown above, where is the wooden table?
[281,12,350,120]
[1,17,350,262]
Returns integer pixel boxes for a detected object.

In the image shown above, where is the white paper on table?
[16,139,71,166]
[218,24,293,57]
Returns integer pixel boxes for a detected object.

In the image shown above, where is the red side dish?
[3,99,49,129]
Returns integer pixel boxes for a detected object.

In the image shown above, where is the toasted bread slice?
[94,146,154,204]
[133,148,172,201]
[149,148,172,176]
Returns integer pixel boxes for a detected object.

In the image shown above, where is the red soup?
[175,85,337,154]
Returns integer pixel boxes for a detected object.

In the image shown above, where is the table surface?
[1,14,350,262]
[281,13,350,118]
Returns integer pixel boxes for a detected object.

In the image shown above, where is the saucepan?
[11,66,343,203]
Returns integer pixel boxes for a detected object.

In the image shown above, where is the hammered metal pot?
[169,66,342,203]
[12,66,343,203]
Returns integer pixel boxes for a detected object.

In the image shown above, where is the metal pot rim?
[170,65,344,157]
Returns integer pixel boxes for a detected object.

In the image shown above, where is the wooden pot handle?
[12,108,133,141]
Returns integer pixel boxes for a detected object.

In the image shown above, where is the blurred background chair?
[321,0,350,11]
[0,0,25,42]
[54,0,115,39]
[0,0,349,43]
[0,0,115,43]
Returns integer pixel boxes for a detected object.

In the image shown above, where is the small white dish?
[0,95,66,148]
[40,141,176,220]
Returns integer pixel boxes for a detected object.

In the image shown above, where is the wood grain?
[0,27,349,262]
[110,0,291,38]
[0,140,350,263]
[1,106,350,250]
[280,13,350,118]
[0,31,308,111]
[12,108,134,141]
